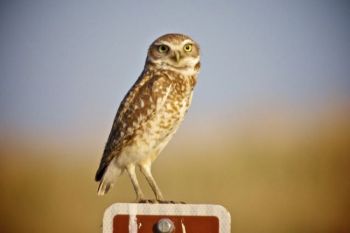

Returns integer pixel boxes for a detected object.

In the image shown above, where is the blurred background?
[1,0,350,232]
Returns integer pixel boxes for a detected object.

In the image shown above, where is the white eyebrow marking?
[156,39,194,47]
[181,39,193,45]
[154,41,173,47]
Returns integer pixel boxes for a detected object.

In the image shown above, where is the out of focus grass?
[0,106,350,233]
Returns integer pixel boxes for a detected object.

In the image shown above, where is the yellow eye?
[183,44,192,52]
[158,45,169,53]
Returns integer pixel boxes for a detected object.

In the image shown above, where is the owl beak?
[173,51,181,63]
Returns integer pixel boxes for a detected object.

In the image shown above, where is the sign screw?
[157,218,175,233]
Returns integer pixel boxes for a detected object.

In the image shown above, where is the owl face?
[146,34,200,75]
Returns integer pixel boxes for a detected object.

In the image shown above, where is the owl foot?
[138,199,157,204]
[157,200,186,204]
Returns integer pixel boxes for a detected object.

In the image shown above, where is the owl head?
[146,33,200,75]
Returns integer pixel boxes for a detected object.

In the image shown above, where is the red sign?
[103,203,231,233]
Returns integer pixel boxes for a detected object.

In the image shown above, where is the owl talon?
[157,200,186,204]
[138,199,157,203]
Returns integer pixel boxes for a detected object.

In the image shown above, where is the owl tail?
[97,163,122,196]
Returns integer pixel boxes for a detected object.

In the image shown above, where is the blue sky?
[1,0,349,140]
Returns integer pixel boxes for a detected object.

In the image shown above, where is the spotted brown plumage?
[95,33,200,202]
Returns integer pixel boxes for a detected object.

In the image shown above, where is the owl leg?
[126,164,145,202]
[139,163,164,202]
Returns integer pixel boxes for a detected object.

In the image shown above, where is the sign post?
[103,203,231,233]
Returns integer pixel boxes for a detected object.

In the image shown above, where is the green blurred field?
[1,106,350,233]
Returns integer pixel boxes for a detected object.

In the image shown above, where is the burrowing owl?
[95,33,200,203]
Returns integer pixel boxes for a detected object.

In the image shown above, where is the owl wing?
[95,73,172,181]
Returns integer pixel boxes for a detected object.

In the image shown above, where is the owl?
[95,33,200,203]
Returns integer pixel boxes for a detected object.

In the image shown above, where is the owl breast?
[116,74,195,166]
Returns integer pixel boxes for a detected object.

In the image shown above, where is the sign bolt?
[157,218,175,233]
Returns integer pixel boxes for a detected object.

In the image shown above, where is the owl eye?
[158,45,169,53]
[183,44,192,52]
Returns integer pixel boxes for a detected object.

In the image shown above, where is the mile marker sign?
[102,203,231,233]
